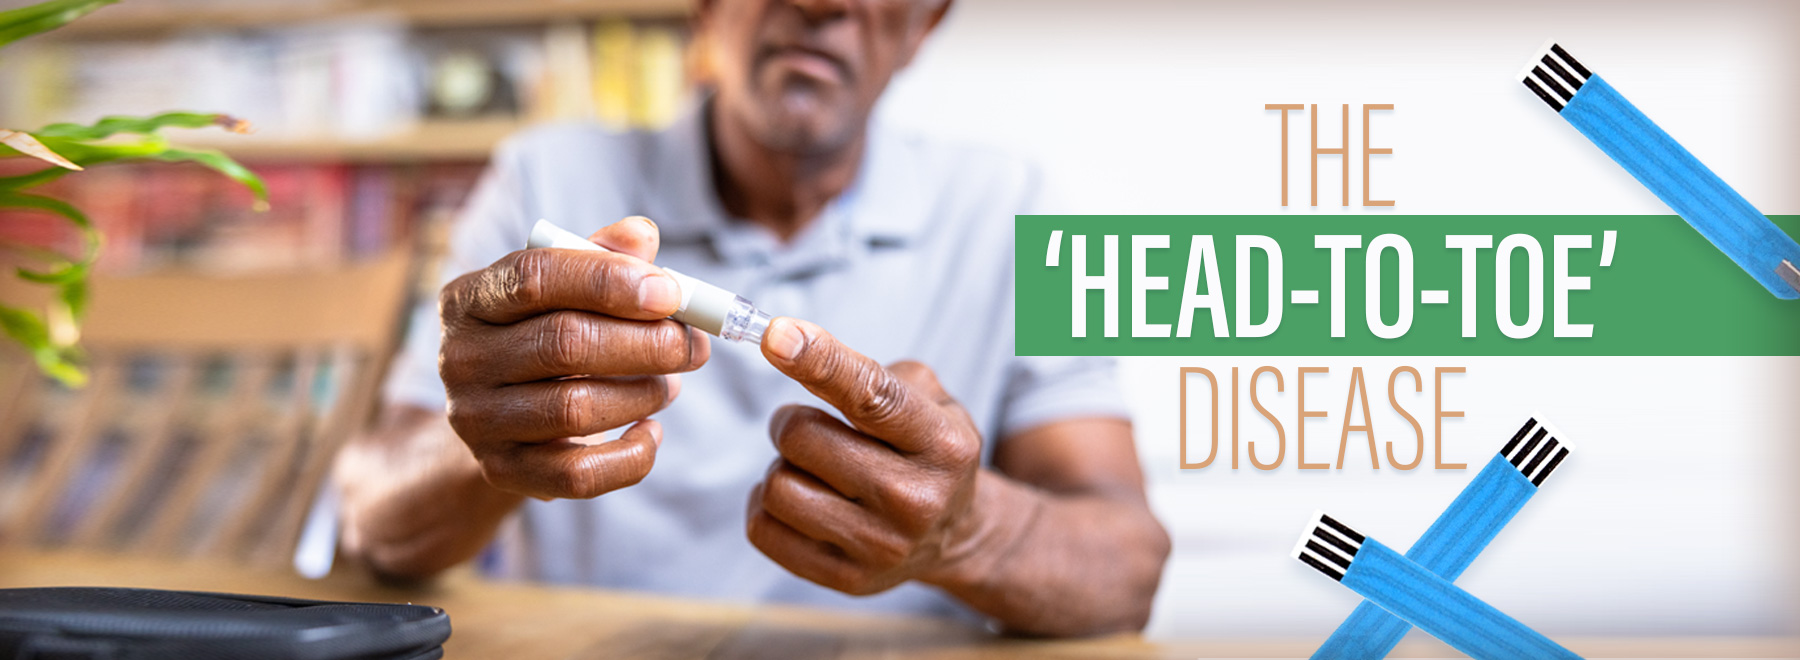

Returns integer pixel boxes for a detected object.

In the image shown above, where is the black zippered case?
[0,587,450,659]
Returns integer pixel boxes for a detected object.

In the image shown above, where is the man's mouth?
[757,44,852,85]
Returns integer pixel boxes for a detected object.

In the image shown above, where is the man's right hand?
[437,216,709,500]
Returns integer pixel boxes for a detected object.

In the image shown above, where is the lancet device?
[526,219,773,344]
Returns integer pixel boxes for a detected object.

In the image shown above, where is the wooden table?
[1,550,1794,658]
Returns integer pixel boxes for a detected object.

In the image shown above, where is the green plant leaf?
[0,136,169,190]
[1,134,268,205]
[0,302,50,346]
[0,303,84,387]
[16,268,78,287]
[0,165,77,191]
[0,0,118,49]
[152,147,269,207]
[58,276,88,319]
[14,260,87,285]
[0,129,80,170]
[8,134,171,164]
[0,189,91,228]
[0,190,101,288]
[35,112,253,141]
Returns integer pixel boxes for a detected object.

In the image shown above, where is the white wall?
[875,0,1800,639]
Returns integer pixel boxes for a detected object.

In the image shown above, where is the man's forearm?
[336,408,525,581]
[922,470,1171,637]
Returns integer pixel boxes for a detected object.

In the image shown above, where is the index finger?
[760,317,944,452]
[445,248,682,326]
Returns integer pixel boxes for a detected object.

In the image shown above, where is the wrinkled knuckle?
[508,250,552,308]
[612,443,654,488]
[535,312,596,374]
[645,323,691,372]
[596,258,639,308]
[444,398,481,438]
[545,385,599,435]
[547,460,595,499]
[941,428,982,467]
[805,347,850,386]
[850,373,911,426]
[438,341,471,385]
[878,479,940,526]
[437,278,467,320]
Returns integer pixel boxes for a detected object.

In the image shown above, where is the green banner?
[1015,215,1800,356]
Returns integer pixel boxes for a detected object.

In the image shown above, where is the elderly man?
[335,0,1169,636]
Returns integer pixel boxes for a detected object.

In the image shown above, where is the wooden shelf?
[48,0,689,38]
[168,118,523,163]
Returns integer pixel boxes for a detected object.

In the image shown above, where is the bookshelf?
[168,118,524,163]
[19,0,695,163]
[0,0,694,275]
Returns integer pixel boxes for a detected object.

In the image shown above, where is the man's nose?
[789,0,850,23]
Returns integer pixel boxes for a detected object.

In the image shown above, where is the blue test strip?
[1521,41,1800,299]
[1311,418,1569,659]
[1295,513,1582,660]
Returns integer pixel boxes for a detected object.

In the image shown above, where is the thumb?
[761,317,942,451]
[586,216,662,263]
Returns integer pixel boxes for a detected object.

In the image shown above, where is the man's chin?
[753,113,859,157]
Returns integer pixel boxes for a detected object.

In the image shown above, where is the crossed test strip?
[1520,40,1800,299]
[1294,417,1582,660]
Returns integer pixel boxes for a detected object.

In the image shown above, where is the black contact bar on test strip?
[1295,513,1364,582]
[1521,42,1593,113]
[1500,418,1571,487]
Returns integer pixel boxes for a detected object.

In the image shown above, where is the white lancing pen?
[527,219,774,344]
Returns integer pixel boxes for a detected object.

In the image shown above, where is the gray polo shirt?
[382,105,1127,619]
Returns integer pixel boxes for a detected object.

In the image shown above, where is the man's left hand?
[749,317,984,595]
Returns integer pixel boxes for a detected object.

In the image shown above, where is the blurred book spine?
[0,161,483,276]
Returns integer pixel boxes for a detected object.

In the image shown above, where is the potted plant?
[0,0,266,386]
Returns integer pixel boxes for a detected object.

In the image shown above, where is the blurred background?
[0,0,1796,646]
[0,0,694,278]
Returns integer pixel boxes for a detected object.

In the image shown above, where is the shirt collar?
[645,100,927,269]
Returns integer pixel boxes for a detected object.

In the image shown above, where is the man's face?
[697,0,947,156]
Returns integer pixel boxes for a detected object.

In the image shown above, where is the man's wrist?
[918,470,1044,593]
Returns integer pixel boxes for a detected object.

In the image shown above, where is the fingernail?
[765,318,807,361]
[637,216,658,232]
[639,273,680,313]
